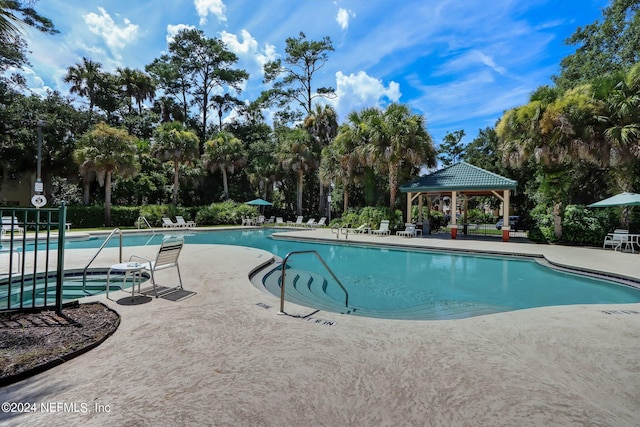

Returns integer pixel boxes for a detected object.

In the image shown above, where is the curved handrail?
[82,228,123,293]
[137,216,156,235]
[278,250,348,315]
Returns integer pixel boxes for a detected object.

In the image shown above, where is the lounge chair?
[603,229,632,252]
[162,217,178,228]
[371,220,391,236]
[313,217,326,228]
[1,216,24,235]
[256,215,265,225]
[397,223,417,238]
[265,216,275,224]
[129,238,184,297]
[287,216,304,227]
[175,215,196,227]
[275,217,284,226]
[352,223,370,234]
[304,218,317,227]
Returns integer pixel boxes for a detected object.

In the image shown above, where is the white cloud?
[435,49,508,77]
[221,29,258,55]
[221,29,276,76]
[336,8,354,30]
[83,7,139,55]
[166,24,196,44]
[8,67,52,97]
[330,71,401,118]
[194,0,227,25]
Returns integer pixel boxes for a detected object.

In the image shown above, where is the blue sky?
[20,0,609,147]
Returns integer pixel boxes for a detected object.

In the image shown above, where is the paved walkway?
[1,228,639,426]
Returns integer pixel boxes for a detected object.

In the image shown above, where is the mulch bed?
[0,302,120,386]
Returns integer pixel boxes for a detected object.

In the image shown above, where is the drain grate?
[601,310,640,315]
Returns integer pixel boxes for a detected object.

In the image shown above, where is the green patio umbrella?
[245,198,273,214]
[587,192,640,207]
[588,192,640,228]
[245,198,273,206]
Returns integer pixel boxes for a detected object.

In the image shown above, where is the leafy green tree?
[438,130,466,166]
[211,93,243,130]
[146,55,191,123]
[554,0,640,89]
[203,131,247,200]
[262,32,335,122]
[152,122,199,205]
[163,28,248,149]
[74,123,139,225]
[117,67,156,115]
[0,1,57,87]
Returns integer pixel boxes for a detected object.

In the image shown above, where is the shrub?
[562,205,616,246]
[195,200,257,226]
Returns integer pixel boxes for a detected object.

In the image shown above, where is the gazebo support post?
[502,189,510,242]
[451,191,458,239]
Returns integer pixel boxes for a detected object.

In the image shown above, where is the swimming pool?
[56,228,640,320]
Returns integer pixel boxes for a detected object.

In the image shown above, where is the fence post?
[55,203,66,314]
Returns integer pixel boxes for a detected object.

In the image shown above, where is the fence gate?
[0,205,67,314]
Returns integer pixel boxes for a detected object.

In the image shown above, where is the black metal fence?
[0,205,67,314]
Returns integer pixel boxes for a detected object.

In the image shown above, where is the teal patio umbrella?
[245,198,273,206]
[587,192,640,207]
[588,192,640,228]
[245,198,273,214]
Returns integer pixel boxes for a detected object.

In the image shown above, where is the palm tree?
[211,93,242,130]
[304,104,338,216]
[74,123,139,226]
[64,58,102,116]
[276,127,316,216]
[368,103,436,211]
[203,131,247,200]
[152,122,200,205]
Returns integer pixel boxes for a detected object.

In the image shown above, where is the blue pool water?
[53,228,640,319]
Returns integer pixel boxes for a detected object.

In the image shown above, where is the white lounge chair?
[162,217,178,228]
[129,238,184,297]
[351,223,370,234]
[175,215,196,227]
[1,216,24,235]
[265,216,275,224]
[603,229,632,252]
[275,217,284,226]
[313,217,326,228]
[304,218,317,227]
[397,223,417,238]
[287,216,304,227]
[371,220,390,236]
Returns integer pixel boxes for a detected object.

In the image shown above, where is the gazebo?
[399,162,518,241]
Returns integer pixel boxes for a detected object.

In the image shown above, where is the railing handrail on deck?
[278,250,349,315]
[82,228,123,293]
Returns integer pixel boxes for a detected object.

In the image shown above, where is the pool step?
[260,266,511,320]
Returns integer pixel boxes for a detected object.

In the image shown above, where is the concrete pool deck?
[1,227,639,426]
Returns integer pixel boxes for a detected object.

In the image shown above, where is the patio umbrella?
[245,198,273,214]
[245,198,273,206]
[587,192,640,207]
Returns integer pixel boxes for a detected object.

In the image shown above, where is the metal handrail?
[82,228,123,293]
[137,216,156,235]
[278,250,348,314]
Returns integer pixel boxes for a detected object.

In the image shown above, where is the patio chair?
[397,223,417,238]
[287,216,304,227]
[265,216,275,224]
[351,223,370,234]
[175,215,196,227]
[603,229,632,252]
[256,215,265,225]
[129,238,184,297]
[371,220,391,236]
[304,218,317,227]
[275,217,284,226]
[313,217,327,228]
[1,216,24,235]
[162,217,178,228]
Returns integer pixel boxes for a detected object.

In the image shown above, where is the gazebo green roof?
[400,162,517,194]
